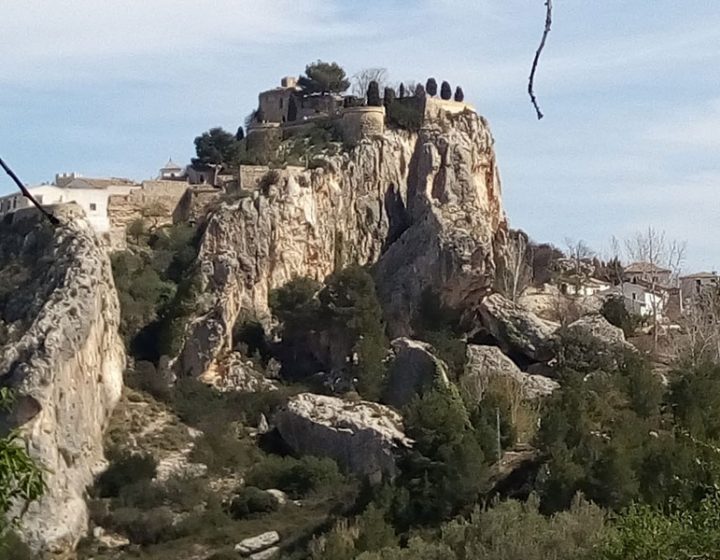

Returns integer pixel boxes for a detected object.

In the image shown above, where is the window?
[280,98,283,109]
[89,203,97,211]
[632,293,637,300]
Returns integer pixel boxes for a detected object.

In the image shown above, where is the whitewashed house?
[600,281,666,318]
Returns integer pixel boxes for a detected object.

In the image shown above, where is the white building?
[600,281,666,318]
[0,174,139,233]
[560,277,612,297]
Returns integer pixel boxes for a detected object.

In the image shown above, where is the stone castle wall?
[341,106,386,146]
[239,165,271,191]
[173,186,222,224]
[423,98,475,122]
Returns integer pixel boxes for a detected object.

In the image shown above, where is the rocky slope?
[178,110,508,377]
[0,206,124,554]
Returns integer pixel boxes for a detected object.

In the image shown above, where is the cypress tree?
[235,126,245,141]
[415,84,426,97]
[366,80,382,106]
[425,78,438,97]
[383,87,396,107]
[454,86,465,102]
[440,81,452,100]
[398,83,405,99]
[288,95,298,121]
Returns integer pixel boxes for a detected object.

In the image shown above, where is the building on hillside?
[600,281,668,318]
[559,277,612,297]
[680,272,719,305]
[0,174,140,233]
[159,158,186,181]
[623,262,673,287]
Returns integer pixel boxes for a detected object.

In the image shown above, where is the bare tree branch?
[0,157,60,226]
[528,0,553,120]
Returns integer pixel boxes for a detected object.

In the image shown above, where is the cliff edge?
[0,205,124,554]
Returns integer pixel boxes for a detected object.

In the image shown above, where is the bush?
[228,486,279,518]
[96,452,157,498]
[440,81,452,100]
[107,506,175,545]
[453,86,464,102]
[425,78,438,96]
[245,455,345,499]
[367,80,382,106]
[386,99,423,132]
[601,296,640,337]
[383,87,396,107]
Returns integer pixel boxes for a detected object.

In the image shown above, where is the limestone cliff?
[179,109,507,377]
[0,206,124,554]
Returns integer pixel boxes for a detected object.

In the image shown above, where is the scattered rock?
[275,393,412,482]
[234,531,280,556]
[257,413,270,434]
[265,489,287,505]
[201,352,277,393]
[92,526,129,550]
[462,345,558,401]
[478,293,558,361]
[250,547,280,560]
[383,338,449,407]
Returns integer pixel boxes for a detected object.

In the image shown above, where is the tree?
[352,68,388,98]
[398,83,405,99]
[287,95,299,122]
[192,127,242,167]
[383,87,396,108]
[415,84,426,97]
[453,86,464,102]
[298,60,350,94]
[623,227,686,351]
[425,78,438,97]
[440,81,452,100]
[235,126,245,141]
[564,238,595,295]
[127,218,146,245]
[366,81,382,107]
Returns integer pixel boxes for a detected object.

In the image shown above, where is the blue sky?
[2,1,720,270]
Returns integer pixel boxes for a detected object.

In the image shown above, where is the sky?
[2,1,720,271]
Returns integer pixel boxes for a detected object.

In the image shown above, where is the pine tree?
[440,81,452,100]
[425,78,438,97]
[453,86,465,102]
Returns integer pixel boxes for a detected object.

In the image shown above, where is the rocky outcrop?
[274,393,412,482]
[0,206,124,554]
[383,338,449,408]
[461,345,558,401]
[478,293,558,362]
[564,314,629,349]
[200,351,278,393]
[235,531,280,557]
[176,110,507,377]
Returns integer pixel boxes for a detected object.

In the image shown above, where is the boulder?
[201,352,277,393]
[462,345,558,401]
[250,547,280,560]
[478,293,558,361]
[564,314,629,348]
[265,489,288,505]
[234,531,280,557]
[275,393,412,482]
[383,338,449,407]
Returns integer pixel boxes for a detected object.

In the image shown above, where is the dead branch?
[0,156,60,226]
[528,0,553,120]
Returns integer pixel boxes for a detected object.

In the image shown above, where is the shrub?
[601,296,640,337]
[398,83,405,99]
[96,452,157,498]
[383,87,396,108]
[453,86,464,102]
[245,455,345,499]
[108,506,175,545]
[440,81,452,100]
[425,78,438,96]
[386,99,423,132]
[367,81,382,106]
[228,486,279,519]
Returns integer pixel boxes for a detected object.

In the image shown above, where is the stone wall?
[247,123,282,163]
[107,181,189,248]
[173,185,222,224]
[341,106,386,146]
[424,98,476,121]
[238,165,271,191]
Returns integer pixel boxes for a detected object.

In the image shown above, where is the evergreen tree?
[235,126,245,141]
[425,78,438,97]
[383,87,396,107]
[441,81,452,100]
[298,60,350,94]
[453,86,464,102]
[288,95,298,122]
[398,83,405,99]
[415,84,426,97]
[367,80,382,106]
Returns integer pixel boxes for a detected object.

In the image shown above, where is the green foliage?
[395,385,486,526]
[106,506,175,545]
[245,455,345,499]
[453,86,464,102]
[96,452,157,498]
[440,81,452,100]
[298,60,350,94]
[383,87,396,107]
[412,290,466,377]
[269,276,321,327]
[425,78,438,96]
[386,99,423,132]
[355,504,397,553]
[599,492,720,560]
[228,486,278,519]
[192,126,242,167]
[367,80,382,106]
[670,361,720,440]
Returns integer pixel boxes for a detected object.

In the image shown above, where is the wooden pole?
[0,157,60,225]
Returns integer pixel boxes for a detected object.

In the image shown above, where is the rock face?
[0,206,124,554]
[235,531,280,557]
[462,345,558,401]
[564,314,629,348]
[478,293,558,362]
[274,393,412,481]
[384,337,449,408]
[176,110,507,377]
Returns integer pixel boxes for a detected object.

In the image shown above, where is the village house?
[559,277,612,297]
[680,271,719,305]
[623,261,673,287]
[600,281,668,318]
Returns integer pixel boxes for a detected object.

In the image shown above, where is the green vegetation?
[298,60,350,94]
[228,486,278,519]
[601,295,642,337]
[245,455,346,499]
[192,126,243,168]
[453,86,465,102]
[425,78,438,97]
[440,81,452,100]
[386,98,424,132]
[366,81,381,107]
